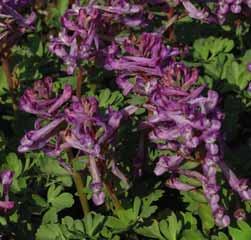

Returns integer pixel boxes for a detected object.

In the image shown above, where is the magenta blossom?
[0,170,14,212]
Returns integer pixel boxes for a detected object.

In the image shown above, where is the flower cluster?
[216,0,251,23]
[0,0,35,54]
[0,170,14,212]
[179,0,251,23]
[105,32,179,95]
[105,32,251,227]
[18,77,135,205]
[49,0,146,74]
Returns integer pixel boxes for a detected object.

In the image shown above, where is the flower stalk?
[67,150,90,216]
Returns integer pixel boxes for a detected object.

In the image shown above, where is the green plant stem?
[104,181,122,210]
[67,151,90,216]
[2,58,17,111]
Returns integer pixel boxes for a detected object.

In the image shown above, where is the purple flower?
[112,37,238,227]
[92,0,145,27]
[105,33,179,95]
[1,0,33,9]
[49,5,100,74]
[154,155,183,176]
[0,170,14,212]
[19,78,72,117]
[219,161,251,201]
[18,117,65,153]
[182,0,209,20]
[18,78,135,207]
[50,1,146,74]
[166,178,196,191]
[0,200,14,211]
[0,1,35,49]
[64,96,128,158]
[18,79,73,154]
[234,208,246,221]
[89,156,105,206]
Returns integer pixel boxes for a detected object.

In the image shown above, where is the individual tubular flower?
[182,0,209,20]
[19,77,72,118]
[91,0,145,27]
[0,170,14,212]
[89,156,105,206]
[18,78,73,153]
[219,161,251,201]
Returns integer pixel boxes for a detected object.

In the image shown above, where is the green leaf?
[98,89,124,109]
[57,0,69,15]
[6,153,22,177]
[42,207,58,224]
[229,221,251,240]
[181,230,205,240]
[106,205,138,233]
[0,216,7,226]
[133,197,141,217]
[193,37,234,61]
[32,194,48,208]
[50,192,74,211]
[83,212,105,238]
[181,212,197,227]
[140,190,164,218]
[47,184,63,203]
[160,213,182,240]
[36,224,64,240]
[135,220,165,240]
[38,156,72,186]
[198,204,215,231]
[61,216,74,229]
[0,66,7,96]
[241,50,251,65]
[127,94,148,106]
[211,232,229,240]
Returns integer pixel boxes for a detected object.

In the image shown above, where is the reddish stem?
[166,7,176,42]
[76,67,84,98]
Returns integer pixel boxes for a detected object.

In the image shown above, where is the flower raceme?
[18,78,135,206]
[49,0,146,74]
[104,32,251,227]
